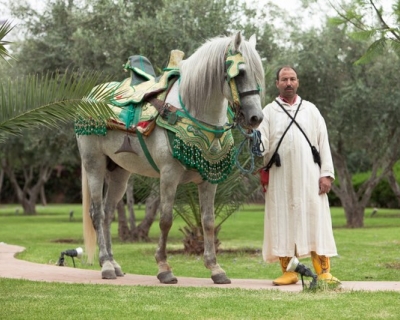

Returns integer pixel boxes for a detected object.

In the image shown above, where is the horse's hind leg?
[102,166,131,278]
[82,155,116,278]
[155,175,179,284]
[198,181,231,284]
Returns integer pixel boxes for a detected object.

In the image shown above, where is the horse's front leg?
[102,167,131,278]
[155,174,179,284]
[198,181,231,284]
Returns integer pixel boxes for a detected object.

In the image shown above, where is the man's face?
[276,68,299,100]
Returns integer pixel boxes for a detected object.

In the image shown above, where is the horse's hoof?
[102,269,117,279]
[211,273,231,284]
[114,268,124,277]
[157,271,178,284]
[101,261,117,279]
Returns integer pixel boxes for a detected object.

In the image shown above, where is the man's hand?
[319,176,332,195]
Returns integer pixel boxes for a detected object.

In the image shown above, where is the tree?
[115,177,161,242]
[0,18,118,140]
[0,20,120,213]
[0,123,80,214]
[288,24,400,227]
[328,0,400,64]
[174,160,261,254]
[0,19,13,61]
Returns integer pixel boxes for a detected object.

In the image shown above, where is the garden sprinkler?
[286,256,318,289]
[56,247,83,268]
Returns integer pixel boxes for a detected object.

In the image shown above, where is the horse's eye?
[238,64,246,76]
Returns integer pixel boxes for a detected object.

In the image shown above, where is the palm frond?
[0,20,14,62]
[173,157,260,230]
[0,71,119,141]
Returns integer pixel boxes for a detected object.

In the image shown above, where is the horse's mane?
[179,34,265,115]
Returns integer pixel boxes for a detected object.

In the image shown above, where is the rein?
[177,78,233,137]
[225,48,263,174]
[235,125,264,174]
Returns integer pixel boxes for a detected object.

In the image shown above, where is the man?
[258,66,340,285]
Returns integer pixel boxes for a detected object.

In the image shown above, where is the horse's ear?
[233,32,242,51]
[249,34,257,49]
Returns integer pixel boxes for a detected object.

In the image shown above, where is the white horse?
[77,32,265,284]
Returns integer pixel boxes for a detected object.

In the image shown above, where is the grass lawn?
[1,203,400,319]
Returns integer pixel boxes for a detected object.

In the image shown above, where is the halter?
[225,47,261,119]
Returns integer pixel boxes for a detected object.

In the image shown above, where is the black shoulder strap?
[275,99,321,167]
[263,99,302,171]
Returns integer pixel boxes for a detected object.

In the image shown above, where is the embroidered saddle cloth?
[156,115,235,184]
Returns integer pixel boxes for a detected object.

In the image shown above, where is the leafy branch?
[328,0,400,64]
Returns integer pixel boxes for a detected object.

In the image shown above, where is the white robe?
[258,96,338,262]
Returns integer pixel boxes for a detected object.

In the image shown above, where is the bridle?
[225,47,261,120]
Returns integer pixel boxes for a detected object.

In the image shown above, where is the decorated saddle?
[75,50,183,136]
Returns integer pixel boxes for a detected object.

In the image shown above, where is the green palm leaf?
[0,70,119,141]
[0,19,121,142]
[0,20,14,62]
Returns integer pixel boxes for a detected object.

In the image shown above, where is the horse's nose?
[250,114,263,128]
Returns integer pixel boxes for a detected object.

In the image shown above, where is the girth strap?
[133,102,160,173]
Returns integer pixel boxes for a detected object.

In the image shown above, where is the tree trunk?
[180,225,221,255]
[116,199,131,241]
[331,150,391,228]
[21,198,37,215]
[342,200,365,228]
[1,159,53,215]
[133,187,160,242]
[0,168,4,201]
[40,185,47,206]
[386,169,400,206]
[125,180,137,237]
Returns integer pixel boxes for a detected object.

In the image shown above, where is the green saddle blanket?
[156,115,235,184]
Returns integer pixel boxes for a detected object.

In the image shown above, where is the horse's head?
[224,32,265,130]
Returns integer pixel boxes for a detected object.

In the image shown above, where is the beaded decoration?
[157,116,235,184]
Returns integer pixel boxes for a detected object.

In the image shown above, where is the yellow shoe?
[311,252,341,284]
[318,272,340,284]
[273,271,299,286]
[273,257,299,285]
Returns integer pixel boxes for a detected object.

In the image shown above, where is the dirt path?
[1,243,399,292]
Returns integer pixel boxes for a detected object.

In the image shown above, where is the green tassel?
[74,118,107,136]
[172,136,235,184]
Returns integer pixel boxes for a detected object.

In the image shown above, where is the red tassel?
[260,169,269,193]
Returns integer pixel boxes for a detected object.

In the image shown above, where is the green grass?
[1,278,399,320]
[1,203,400,319]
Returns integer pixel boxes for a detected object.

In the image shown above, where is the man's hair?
[276,66,298,80]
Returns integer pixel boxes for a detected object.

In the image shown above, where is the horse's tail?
[81,163,97,265]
